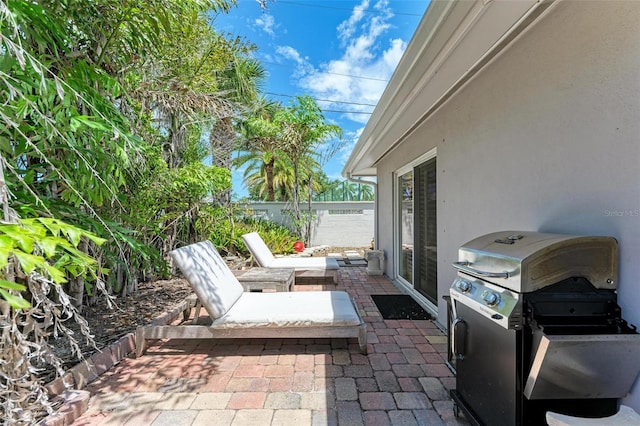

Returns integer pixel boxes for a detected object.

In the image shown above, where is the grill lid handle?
[452,261,511,278]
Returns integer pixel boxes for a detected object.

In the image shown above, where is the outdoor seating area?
[73,254,463,425]
[136,241,367,357]
[242,232,340,284]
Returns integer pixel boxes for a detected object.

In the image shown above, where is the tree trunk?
[117,263,125,296]
[265,158,275,201]
[210,117,235,205]
[0,157,16,285]
[166,112,184,168]
[125,274,138,296]
[68,240,88,309]
[292,160,301,237]
[306,176,312,245]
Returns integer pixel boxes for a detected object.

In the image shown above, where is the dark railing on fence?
[313,180,375,202]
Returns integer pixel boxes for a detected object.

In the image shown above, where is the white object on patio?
[135,241,366,356]
[546,405,640,426]
[364,250,385,275]
[242,232,340,283]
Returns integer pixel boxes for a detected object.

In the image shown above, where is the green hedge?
[196,205,298,257]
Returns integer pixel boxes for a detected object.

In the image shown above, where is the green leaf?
[0,225,35,253]
[84,233,107,246]
[36,218,61,237]
[0,280,27,291]
[0,136,12,154]
[70,115,110,131]
[62,225,82,246]
[0,247,9,270]
[19,219,47,239]
[38,236,69,258]
[0,235,15,250]
[43,263,68,284]
[0,289,31,309]
[13,251,45,274]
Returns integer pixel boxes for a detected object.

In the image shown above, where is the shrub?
[196,205,298,257]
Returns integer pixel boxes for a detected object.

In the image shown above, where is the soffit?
[343,0,554,177]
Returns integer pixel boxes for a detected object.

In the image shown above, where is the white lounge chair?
[135,241,366,356]
[241,232,340,282]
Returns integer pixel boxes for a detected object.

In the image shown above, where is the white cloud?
[276,0,407,125]
[337,127,365,167]
[383,38,406,68]
[255,13,277,36]
[337,0,370,42]
[275,45,314,77]
[276,45,305,64]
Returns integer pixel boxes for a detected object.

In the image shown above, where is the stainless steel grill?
[449,231,640,426]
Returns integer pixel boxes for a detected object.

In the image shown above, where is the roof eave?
[343,0,555,178]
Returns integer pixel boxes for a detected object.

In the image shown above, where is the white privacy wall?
[376,1,640,408]
[242,201,374,247]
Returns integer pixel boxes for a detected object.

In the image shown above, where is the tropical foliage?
[314,180,375,201]
[0,0,275,421]
[235,95,343,241]
[0,0,344,420]
[197,206,297,256]
[0,219,106,423]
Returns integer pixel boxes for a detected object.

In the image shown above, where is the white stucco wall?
[241,201,374,247]
[375,1,640,408]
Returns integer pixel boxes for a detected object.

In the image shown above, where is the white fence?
[239,201,375,247]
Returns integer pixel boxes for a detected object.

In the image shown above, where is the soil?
[44,278,192,383]
[311,246,369,257]
[46,246,368,382]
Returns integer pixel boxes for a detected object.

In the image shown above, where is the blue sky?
[212,0,429,199]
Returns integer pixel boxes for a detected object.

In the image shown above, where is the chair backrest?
[170,241,244,320]
[241,232,275,267]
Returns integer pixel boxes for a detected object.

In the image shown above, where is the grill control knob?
[456,280,473,293]
[482,291,500,307]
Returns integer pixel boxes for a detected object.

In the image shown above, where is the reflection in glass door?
[396,156,437,304]
[398,171,413,283]
[414,158,437,304]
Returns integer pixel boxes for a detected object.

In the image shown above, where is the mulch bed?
[46,278,192,382]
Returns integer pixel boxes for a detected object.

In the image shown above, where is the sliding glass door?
[396,153,437,305]
[398,171,413,283]
[414,158,437,303]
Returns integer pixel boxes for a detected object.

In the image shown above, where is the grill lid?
[454,231,618,293]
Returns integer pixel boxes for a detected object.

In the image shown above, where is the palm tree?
[360,183,375,200]
[210,57,266,204]
[236,98,284,201]
[235,148,323,202]
[235,150,293,201]
[275,96,342,240]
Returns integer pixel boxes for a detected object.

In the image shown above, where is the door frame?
[393,147,438,313]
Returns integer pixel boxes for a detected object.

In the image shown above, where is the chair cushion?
[241,232,275,267]
[270,256,340,271]
[170,241,244,320]
[212,291,361,328]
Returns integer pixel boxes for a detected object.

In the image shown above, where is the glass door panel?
[399,171,413,284]
[414,158,437,303]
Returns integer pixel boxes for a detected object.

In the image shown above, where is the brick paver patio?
[74,266,469,425]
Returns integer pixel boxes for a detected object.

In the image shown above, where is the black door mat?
[371,294,433,320]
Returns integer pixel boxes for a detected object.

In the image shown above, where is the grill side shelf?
[524,332,640,400]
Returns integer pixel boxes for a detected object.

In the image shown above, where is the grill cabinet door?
[454,302,518,425]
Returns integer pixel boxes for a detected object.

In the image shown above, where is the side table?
[232,267,295,292]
